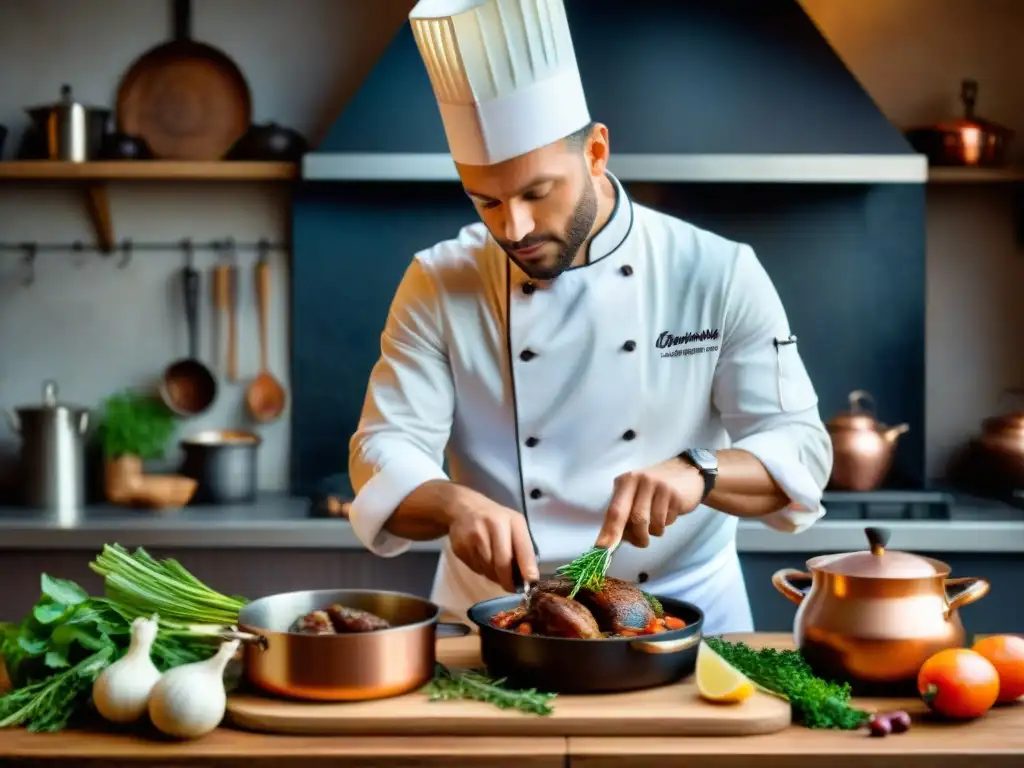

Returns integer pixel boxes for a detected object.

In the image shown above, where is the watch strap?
[681,449,718,502]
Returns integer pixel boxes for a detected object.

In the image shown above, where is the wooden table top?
[3,632,1024,767]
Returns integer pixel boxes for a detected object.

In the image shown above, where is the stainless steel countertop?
[1,492,1022,552]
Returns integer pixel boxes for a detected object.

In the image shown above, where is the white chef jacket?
[347,173,832,634]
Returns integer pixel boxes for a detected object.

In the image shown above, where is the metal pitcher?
[5,380,91,512]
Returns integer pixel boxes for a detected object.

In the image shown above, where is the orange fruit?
[972,635,1024,704]
[918,648,999,719]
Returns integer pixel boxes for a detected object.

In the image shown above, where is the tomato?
[972,635,1024,704]
[917,648,999,719]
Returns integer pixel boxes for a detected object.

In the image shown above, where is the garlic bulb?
[148,639,240,739]
[92,613,162,724]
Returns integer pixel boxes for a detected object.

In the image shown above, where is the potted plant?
[98,391,195,508]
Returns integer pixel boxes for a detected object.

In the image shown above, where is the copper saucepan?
[227,589,469,701]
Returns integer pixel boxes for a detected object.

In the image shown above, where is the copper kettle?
[772,527,989,695]
[826,390,909,492]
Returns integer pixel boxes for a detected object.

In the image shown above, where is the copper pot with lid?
[826,390,909,492]
[772,527,989,695]
[904,79,1013,167]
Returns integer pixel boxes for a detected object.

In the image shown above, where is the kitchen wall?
[0,0,1021,498]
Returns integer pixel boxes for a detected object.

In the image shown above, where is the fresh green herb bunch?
[0,574,222,732]
[704,637,870,730]
[98,390,177,460]
[555,547,613,598]
[425,664,556,716]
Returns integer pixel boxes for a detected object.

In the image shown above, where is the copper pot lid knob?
[865,526,891,556]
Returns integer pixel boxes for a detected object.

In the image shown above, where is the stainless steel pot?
[25,84,110,162]
[4,380,91,512]
[179,429,260,504]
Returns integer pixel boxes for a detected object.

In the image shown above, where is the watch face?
[687,449,718,471]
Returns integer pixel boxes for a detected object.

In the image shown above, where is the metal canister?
[5,380,91,511]
[24,85,110,162]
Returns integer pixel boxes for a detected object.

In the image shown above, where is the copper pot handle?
[772,569,811,606]
[848,389,876,415]
[219,630,269,650]
[630,630,702,655]
[944,577,990,620]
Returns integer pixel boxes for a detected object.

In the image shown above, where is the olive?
[888,710,912,733]
[868,715,892,737]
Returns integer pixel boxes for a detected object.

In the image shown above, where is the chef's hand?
[446,487,540,593]
[595,460,705,549]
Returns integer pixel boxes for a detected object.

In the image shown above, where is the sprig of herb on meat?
[555,547,613,598]
[425,664,556,716]
[704,637,870,730]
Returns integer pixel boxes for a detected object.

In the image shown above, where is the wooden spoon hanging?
[246,241,286,422]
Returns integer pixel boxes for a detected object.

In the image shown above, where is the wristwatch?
[680,449,719,502]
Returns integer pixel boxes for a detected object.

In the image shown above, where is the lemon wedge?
[696,640,755,704]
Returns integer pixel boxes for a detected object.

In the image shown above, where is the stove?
[821,490,953,520]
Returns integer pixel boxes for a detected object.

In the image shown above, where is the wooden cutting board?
[225,636,791,737]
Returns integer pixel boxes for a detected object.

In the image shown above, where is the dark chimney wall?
[319,0,912,156]
[290,181,926,494]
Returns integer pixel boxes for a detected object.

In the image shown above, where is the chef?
[346,0,832,634]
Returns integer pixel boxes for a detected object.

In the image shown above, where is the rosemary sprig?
[424,664,556,716]
[555,546,613,598]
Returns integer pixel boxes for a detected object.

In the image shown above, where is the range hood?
[304,0,925,184]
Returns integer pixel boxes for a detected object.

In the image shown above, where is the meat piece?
[529,592,602,639]
[291,609,336,635]
[535,576,655,634]
[327,604,391,633]
[491,604,530,630]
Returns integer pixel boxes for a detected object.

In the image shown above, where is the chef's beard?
[494,176,598,281]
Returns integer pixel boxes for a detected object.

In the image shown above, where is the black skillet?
[467,593,704,694]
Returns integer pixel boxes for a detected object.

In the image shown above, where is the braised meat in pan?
[490,577,688,639]
[531,576,656,634]
[291,604,391,634]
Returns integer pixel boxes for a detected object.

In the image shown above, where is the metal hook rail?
[0,238,288,286]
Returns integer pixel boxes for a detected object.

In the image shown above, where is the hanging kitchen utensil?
[772,526,989,695]
[24,84,111,162]
[4,380,91,512]
[212,240,238,381]
[826,390,909,492]
[246,241,286,422]
[115,0,252,160]
[160,241,217,417]
[904,79,1014,167]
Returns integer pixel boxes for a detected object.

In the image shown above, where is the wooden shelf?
[0,160,298,181]
[928,166,1024,183]
[0,161,298,253]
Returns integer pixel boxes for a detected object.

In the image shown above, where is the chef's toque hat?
[409,0,591,167]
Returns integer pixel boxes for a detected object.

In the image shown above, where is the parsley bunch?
[705,637,870,729]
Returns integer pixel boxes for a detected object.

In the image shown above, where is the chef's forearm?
[700,449,791,519]
[381,479,460,540]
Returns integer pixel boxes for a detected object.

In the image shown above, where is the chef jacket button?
[620,264,634,276]
[622,429,637,441]
[529,488,543,500]
[622,340,636,352]
[525,437,539,448]
[522,282,536,295]
[519,349,537,362]
[638,572,649,584]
